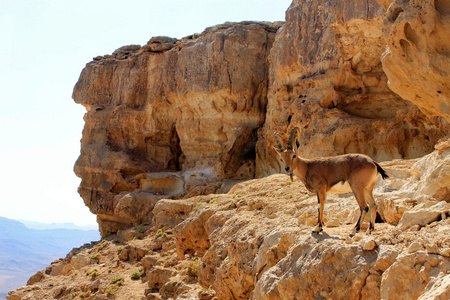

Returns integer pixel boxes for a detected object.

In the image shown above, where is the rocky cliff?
[7,153,450,299]
[72,21,282,235]
[8,0,450,299]
[71,0,448,236]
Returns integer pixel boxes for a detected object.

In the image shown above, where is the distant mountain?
[18,220,98,231]
[0,217,100,298]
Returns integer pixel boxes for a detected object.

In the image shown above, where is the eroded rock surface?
[73,21,281,235]
[381,0,450,122]
[256,0,448,176]
[72,0,449,236]
[9,148,450,300]
[10,0,450,298]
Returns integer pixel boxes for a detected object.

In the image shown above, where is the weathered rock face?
[381,0,450,122]
[73,22,281,235]
[72,0,449,236]
[169,143,450,300]
[8,148,450,299]
[256,0,449,176]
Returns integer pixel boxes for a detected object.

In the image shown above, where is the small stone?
[428,221,438,228]
[408,242,422,253]
[362,238,377,251]
[425,244,439,254]
[325,219,340,227]
[353,235,363,242]
[439,248,450,257]
[408,225,421,231]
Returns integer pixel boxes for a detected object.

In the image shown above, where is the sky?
[0,0,292,227]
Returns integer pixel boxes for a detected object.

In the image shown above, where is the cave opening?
[168,127,183,171]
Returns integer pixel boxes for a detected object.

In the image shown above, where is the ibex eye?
[292,155,296,159]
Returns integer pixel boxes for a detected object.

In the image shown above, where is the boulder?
[398,201,450,231]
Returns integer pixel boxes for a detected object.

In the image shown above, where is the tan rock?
[72,21,281,235]
[253,236,376,300]
[426,243,440,255]
[253,228,300,280]
[26,270,46,286]
[173,208,215,259]
[256,0,448,177]
[70,254,92,270]
[380,252,449,300]
[145,266,176,290]
[373,245,399,272]
[440,248,450,258]
[381,0,450,122]
[362,238,378,251]
[49,260,74,277]
[152,199,194,229]
[408,241,423,253]
[398,201,450,231]
[418,274,450,300]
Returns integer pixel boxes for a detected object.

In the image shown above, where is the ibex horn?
[287,126,301,150]
[274,132,285,151]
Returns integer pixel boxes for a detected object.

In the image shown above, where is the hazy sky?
[0,0,292,226]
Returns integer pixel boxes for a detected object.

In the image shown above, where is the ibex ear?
[293,138,301,154]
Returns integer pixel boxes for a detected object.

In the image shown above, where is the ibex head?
[273,126,301,175]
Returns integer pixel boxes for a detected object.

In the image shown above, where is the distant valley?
[0,217,99,299]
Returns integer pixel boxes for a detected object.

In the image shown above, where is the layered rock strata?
[72,0,449,235]
[255,0,448,176]
[73,22,281,235]
[381,0,450,122]
[8,144,450,299]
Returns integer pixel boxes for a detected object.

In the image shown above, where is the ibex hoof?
[312,225,323,234]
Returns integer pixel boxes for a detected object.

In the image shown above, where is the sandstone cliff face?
[381,0,450,122]
[8,147,450,300]
[73,22,280,235]
[256,0,448,176]
[72,0,448,236]
[10,0,450,298]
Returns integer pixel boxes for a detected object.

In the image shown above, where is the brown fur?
[274,127,388,237]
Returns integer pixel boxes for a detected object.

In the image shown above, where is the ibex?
[274,126,388,237]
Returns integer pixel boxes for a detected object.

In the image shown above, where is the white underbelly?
[328,181,352,194]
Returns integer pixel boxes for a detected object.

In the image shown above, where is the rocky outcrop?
[10,0,450,297]
[381,0,450,122]
[73,21,281,235]
[72,0,449,236]
[255,0,448,176]
[8,148,450,299]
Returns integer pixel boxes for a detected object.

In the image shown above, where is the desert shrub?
[106,284,119,295]
[130,270,141,280]
[90,253,100,260]
[85,269,98,278]
[111,276,125,286]
[186,259,202,278]
[70,271,78,279]
[155,229,168,239]
[79,290,91,298]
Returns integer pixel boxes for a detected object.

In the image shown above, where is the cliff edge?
[8,0,450,299]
